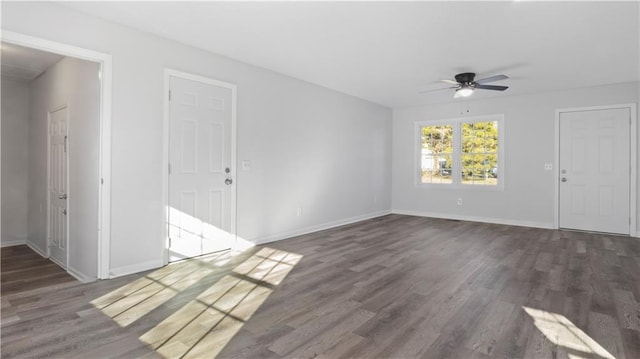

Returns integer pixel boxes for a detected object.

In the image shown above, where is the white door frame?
[2,31,113,279]
[162,69,237,265]
[554,103,637,236]
[46,104,70,268]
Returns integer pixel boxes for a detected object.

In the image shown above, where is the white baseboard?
[109,259,164,279]
[253,209,392,245]
[391,209,555,230]
[1,239,26,248]
[26,240,48,258]
[105,210,391,278]
[67,265,97,283]
[49,255,66,269]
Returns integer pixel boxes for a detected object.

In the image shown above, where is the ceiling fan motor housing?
[454,72,476,84]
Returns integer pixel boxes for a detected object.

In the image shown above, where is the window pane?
[421,125,453,184]
[461,121,499,186]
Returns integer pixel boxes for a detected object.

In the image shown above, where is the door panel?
[559,108,630,235]
[49,106,68,267]
[168,76,234,261]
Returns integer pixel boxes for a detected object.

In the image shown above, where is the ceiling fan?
[420,72,509,98]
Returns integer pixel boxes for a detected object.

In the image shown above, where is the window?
[420,125,453,184]
[461,121,499,185]
[417,115,503,189]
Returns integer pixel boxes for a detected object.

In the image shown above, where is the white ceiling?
[60,1,639,108]
[1,42,64,82]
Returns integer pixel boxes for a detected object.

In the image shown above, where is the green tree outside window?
[462,121,498,185]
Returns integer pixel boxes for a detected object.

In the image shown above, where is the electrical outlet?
[544,163,553,171]
[457,198,463,206]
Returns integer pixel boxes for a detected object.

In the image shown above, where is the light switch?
[241,160,251,171]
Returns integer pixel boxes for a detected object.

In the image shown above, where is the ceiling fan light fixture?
[456,86,474,97]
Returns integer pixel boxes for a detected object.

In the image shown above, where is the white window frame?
[415,114,505,191]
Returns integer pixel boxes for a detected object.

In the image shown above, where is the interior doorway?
[1,31,112,280]
[556,104,637,235]
[164,70,237,263]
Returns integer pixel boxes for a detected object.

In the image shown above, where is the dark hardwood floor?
[1,214,639,358]
[1,245,76,296]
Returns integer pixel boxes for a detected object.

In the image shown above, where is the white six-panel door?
[49,106,68,267]
[168,75,234,261]
[559,108,631,235]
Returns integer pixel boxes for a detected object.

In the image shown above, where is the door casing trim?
[554,103,637,236]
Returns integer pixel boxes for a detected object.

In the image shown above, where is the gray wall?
[392,82,639,232]
[2,2,393,276]
[1,79,30,246]
[28,56,101,279]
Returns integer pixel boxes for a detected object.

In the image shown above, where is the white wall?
[393,82,639,231]
[1,79,30,247]
[27,56,101,279]
[2,2,392,276]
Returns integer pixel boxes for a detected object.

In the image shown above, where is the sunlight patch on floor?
[91,251,230,327]
[168,206,235,261]
[140,247,302,358]
[523,306,615,359]
[233,247,303,286]
[568,354,595,359]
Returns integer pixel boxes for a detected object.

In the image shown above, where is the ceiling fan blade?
[440,79,459,85]
[418,86,457,94]
[475,74,508,84]
[475,84,509,91]
[453,90,464,99]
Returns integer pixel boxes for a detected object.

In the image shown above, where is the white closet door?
[49,106,68,267]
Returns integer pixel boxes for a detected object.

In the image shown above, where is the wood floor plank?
[587,311,627,359]
[466,300,516,355]
[2,215,639,359]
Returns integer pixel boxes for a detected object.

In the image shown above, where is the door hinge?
[101,178,104,185]
[168,237,172,246]
[168,90,171,102]
[64,135,68,153]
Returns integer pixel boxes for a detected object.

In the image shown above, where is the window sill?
[414,183,505,192]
